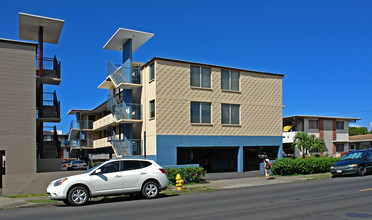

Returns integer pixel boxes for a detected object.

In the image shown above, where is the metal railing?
[107,94,142,121]
[127,139,142,155]
[111,131,129,157]
[36,56,61,78]
[69,138,93,148]
[39,91,60,119]
[107,61,141,85]
[69,120,94,130]
[42,140,61,158]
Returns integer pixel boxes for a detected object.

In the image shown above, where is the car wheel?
[142,181,159,199]
[357,166,365,176]
[67,186,89,206]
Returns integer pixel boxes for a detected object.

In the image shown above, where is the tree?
[291,132,310,157]
[291,132,325,157]
[349,127,369,136]
[308,134,325,153]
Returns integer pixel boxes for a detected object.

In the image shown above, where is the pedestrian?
[264,155,272,180]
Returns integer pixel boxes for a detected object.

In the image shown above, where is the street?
[1,175,372,220]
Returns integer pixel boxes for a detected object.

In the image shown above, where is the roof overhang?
[98,76,115,89]
[67,109,93,115]
[103,28,154,52]
[283,115,360,122]
[19,12,64,44]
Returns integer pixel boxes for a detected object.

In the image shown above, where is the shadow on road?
[56,193,178,207]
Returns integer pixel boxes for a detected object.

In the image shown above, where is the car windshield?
[340,151,364,161]
[84,164,101,174]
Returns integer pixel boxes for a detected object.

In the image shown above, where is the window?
[100,161,120,174]
[141,161,152,168]
[336,144,344,153]
[191,102,211,123]
[221,69,239,91]
[365,151,372,159]
[308,120,318,129]
[221,104,240,125]
[190,65,211,88]
[150,100,155,119]
[150,63,155,81]
[122,160,142,171]
[336,121,344,130]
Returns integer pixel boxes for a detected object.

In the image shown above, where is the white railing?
[283,131,297,143]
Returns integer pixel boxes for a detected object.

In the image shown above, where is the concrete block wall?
[0,40,37,175]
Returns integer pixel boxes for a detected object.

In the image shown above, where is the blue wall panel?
[155,135,283,172]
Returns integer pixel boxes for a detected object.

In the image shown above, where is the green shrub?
[165,167,206,184]
[272,157,338,176]
[91,162,103,167]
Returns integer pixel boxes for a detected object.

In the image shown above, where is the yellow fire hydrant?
[175,173,184,190]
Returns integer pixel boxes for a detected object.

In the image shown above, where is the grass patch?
[305,174,332,180]
[162,186,213,196]
[5,194,46,198]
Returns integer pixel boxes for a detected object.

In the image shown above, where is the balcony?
[70,138,93,148]
[107,94,142,123]
[36,56,61,85]
[93,137,113,148]
[70,120,94,130]
[41,140,61,158]
[115,103,142,122]
[38,91,60,122]
[93,136,142,157]
[93,114,115,131]
[98,61,141,89]
[38,125,61,158]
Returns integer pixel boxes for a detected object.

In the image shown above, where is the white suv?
[46,159,169,206]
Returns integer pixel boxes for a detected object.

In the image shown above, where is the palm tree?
[308,134,325,154]
[291,132,310,157]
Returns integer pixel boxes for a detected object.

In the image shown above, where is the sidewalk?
[0,173,331,209]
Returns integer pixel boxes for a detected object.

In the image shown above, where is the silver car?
[46,159,169,206]
[69,160,88,170]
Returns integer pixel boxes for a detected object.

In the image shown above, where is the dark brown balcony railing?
[36,56,61,79]
[38,91,60,120]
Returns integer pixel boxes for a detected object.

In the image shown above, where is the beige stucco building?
[68,28,284,173]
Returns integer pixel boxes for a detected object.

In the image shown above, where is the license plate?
[337,170,342,174]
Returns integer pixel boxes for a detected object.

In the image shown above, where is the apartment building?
[283,115,360,157]
[68,28,284,173]
[0,13,66,195]
[349,134,372,151]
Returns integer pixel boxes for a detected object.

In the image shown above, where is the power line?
[326,109,372,116]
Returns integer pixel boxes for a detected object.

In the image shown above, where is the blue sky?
[2,0,372,133]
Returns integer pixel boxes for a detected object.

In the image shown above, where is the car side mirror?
[94,169,102,175]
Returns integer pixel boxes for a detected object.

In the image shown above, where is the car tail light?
[159,168,166,174]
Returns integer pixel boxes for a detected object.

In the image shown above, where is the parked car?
[46,159,169,206]
[68,160,88,170]
[330,149,372,176]
[61,162,69,171]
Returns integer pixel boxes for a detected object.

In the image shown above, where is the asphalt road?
[2,175,372,220]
